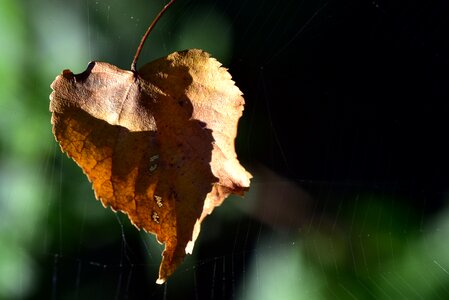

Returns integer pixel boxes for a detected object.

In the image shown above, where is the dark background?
[234,0,449,191]
[1,0,449,299]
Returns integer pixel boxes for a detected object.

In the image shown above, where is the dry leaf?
[50,46,251,282]
[50,1,251,282]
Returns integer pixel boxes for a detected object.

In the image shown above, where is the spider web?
[2,0,449,299]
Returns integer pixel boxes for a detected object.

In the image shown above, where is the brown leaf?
[49,49,251,283]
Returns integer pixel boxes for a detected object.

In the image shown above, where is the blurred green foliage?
[241,195,449,300]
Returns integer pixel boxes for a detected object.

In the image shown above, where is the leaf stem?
[131,0,176,72]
